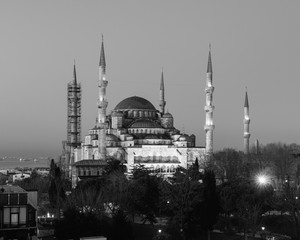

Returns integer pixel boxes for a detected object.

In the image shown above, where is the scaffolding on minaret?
[65,63,81,175]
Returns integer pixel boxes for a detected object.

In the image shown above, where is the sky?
[0,0,299,158]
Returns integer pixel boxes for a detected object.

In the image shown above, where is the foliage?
[104,158,126,175]
[160,165,219,239]
[212,148,245,181]
[48,159,69,218]
[110,209,134,240]
[14,169,49,204]
[218,176,274,239]
[54,208,110,240]
[130,165,161,224]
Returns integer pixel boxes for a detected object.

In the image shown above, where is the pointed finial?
[207,45,212,73]
[160,69,164,90]
[73,61,77,84]
[244,90,249,108]
[99,35,106,73]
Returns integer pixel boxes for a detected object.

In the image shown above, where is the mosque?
[64,38,250,184]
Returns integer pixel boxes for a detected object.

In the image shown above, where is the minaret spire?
[97,35,108,160]
[207,44,212,73]
[244,89,250,154]
[159,69,166,114]
[204,45,215,157]
[73,61,77,84]
[99,34,106,73]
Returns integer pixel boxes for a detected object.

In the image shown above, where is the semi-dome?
[106,134,119,142]
[162,112,173,118]
[114,96,156,111]
[129,119,161,128]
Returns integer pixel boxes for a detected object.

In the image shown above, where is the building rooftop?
[114,96,156,111]
[0,185,26,194]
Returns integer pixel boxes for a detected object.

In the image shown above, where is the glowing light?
[262,226,265,231]
[255,173,271,186]
[158,229,162,233]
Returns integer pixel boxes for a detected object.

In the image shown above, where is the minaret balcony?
[159,101,166,107]
[97,100,108,109]
[243,119,250,124]
[204,105,215,112]
[99,80,108,88]
[244,133,251,138]
[205,86,214,93]
[204,125,215,131]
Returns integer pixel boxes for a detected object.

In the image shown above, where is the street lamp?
[255,173,272,187]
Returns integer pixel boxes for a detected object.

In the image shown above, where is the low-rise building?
[0,185,37,239]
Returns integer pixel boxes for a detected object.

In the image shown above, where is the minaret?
[97,36,108,160]
[204,46,215,156]
[159,70,166,114]
[244,90,250,154]
[66,62,81,176]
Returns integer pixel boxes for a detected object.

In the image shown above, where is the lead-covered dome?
[114,96,156,111]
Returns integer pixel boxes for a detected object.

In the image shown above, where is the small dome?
[162,112,173,118]
[111,111,123,117]
[114,96,156,111]
[179,134,190,141]
[129,119,161,128]
[106,134,119,142]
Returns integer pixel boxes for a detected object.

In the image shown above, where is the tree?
[160,166,204,239]
[212,148,245,182]
[130,165,161,224]
[48,159,67,219]
[198,170,220,240]
[54,207,110,240]
[218,177,273,240]
[14,169,49,205]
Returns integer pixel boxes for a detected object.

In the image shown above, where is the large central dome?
[114,96,156,110]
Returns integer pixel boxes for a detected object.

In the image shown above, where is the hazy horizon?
[0,1,299,158]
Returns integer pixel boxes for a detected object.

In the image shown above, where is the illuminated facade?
[73,39,215,183]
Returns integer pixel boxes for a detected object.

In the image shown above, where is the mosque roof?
[114,96,156,111]
[144,134,160,139]
[129,119,161,128]
[106,134,119,141]
[162,112,173,118]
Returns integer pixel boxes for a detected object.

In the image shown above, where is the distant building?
[12,173,30,183]
[67,38,216,185]
[0,185,38,239]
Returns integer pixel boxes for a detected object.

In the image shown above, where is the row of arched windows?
[78,168,102,176]
[127,110,156,118]
[148,165,177,174]
[128,128,164,134]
